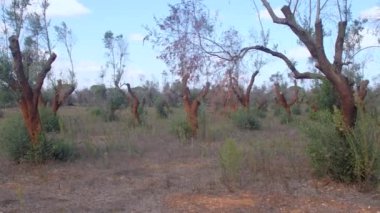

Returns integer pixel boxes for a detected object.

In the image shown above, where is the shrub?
[0,114,75,163]
[301,109,380,186]
[345,112,380,186]
[292,105,302,115]
[39,107,60,132]
[0,114,30,161]
[90,107,104,117]
[155,98,171,119]
[231,109,260,130]
[51,139,75,161]
[24,134,54,163]
[170,118,192,141]
[219,139,243,183]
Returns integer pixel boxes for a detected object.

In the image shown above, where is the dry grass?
[0,106,378,212]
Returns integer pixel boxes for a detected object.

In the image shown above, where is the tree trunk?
[229,69,259,110]
[8,35,56,145]
[355,80,369,112]
[333,76,356,128]
[51,79,76,115]
[19,98,42,145]
[273,81,299,118]
[126,83,141,125]
[182,74,210,137]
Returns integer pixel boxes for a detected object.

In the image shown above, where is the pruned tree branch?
[239,45,325,80]
[35,53,57,94]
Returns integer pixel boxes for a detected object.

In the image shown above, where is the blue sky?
[12,0,380,89]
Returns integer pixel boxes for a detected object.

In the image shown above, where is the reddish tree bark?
[126,83,141,125]
[273,80,299,117]
[229,69,259,110]
[230,1,368,128]
[8,35,57,144]
[355,79,369,111]
[51,79,76,114]
[182,74,210,137]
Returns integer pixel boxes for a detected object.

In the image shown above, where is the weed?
[0,114,30,161]
[219,139,243,184]
[170,118,192,142]
[231,109,261,130]
[40,107,60,132]
[301,109,380,187]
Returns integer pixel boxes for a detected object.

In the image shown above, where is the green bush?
[219,139,243,183]
[51,139,75,161]
[155,98,171,119]
[0,114,75,163]
[170,118,192,141]
[345,112,380,186]
[39,107,60,132]
[24,134,54,163]
[292,105,302,115]
[301,109,380,186]
[89,107,117,122]
[90,107,104,117]
[231,109,261,130]
[0,114,30,161]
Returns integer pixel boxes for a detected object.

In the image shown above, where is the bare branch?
[333,21,347,72]
[195,81,211,102]
[239,45,325,80]
[246,70,259,98]
[261,0,287,24]
[34,52,57,94]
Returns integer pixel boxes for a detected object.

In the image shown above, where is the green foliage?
[345,112,380,186]
[24,134,54,163]
[292,105,302,115]
[105,89,126,121]
[90,84,107,100]
[90,107,104,117]
[302,110,352,180]
[0,86,15,107]
[51,138,75,161]
[315,80,338,111]
[231,109,261,130]
[219,139,243,183]
[0,114,30,161]
[279,112,293,124]
[0,114,75,163]
[39,107,60,132]
[170,118,192,141]
[301,109,380,186]
[155,98,171,119]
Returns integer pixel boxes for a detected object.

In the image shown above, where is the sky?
[3,0,380,89]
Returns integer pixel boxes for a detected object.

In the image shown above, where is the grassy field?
[0,106,379,212]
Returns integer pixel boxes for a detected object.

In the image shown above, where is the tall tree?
[52,22,76,114]
[0,0,57,144]
[102,31,140,123]
[245,0,369,128]
[146,0,212,136]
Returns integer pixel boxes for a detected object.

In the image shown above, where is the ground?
[0,107,379,212]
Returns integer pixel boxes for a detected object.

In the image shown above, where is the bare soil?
[0,108,379,212]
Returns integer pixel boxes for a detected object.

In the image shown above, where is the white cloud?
[362,30,379,47]
[24,0,90,18]
[46,0,90,17]
[259,7,284,21]
[128,33,145,43]
[360,6,380,20]
[286,46,311,61]
[51,59,102,88]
